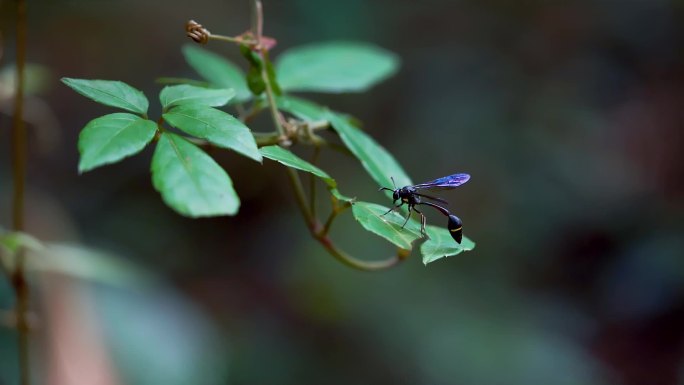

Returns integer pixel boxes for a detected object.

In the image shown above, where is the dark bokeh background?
[1,1,684,384]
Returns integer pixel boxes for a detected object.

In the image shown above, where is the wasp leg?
[381,201,403,216]
[413,206,430,239]
[400,205,413,229]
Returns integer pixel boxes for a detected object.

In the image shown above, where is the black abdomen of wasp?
[447,214,463,244]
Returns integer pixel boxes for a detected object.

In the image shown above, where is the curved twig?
[315,235,406,271]
[252,0,405,271]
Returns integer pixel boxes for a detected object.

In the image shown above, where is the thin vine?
[10,0,31,383]
[246,0,409,271]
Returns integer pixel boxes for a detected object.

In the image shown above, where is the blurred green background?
[1,0,684,384]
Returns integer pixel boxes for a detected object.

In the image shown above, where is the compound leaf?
[151,133,239,217]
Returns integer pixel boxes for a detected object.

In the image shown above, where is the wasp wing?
[413,173,470,190]
[413,192,449,205]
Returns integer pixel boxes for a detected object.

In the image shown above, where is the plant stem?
[314,236,404,271]
[250,0,404,271]
[260,63,285,138]
[287,172,403,271]
[309,146,321,218]
[13,250,29,385]
[12,0,26,233]
[11,0,30,383]
[321,202,347,237]
[252,2,313,228]
[239,102,266,124]
[252,1,285,139]
[251,0,263,43]
[284,167,315,229]
[307,120,331,131]
[208,34,248,44]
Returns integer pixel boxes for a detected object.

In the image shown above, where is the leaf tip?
[77,162,91,174]
[61,77,77,87]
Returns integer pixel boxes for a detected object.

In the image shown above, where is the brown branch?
[11,0,30,383]
[315,235,406,271]
[12,0,27,233]
[309,146,321,218]
[13,249,30,385]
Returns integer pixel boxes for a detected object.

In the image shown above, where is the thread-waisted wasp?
[379,173,470,243]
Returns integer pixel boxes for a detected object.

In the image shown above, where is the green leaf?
[260,145,351,201]
[276,95,329,121]
[327,112,412,189]
[421,225,475,265]
[276,41,400,93]
[61,78,149,115]
[260,145,332,182]
[0,231,44,254]
[160,84,235,110]
[351,201,421,250]
[27,243,153,287]
[352,202,476,262]
[0,231,45,272]
[182,45,251,102]
[163,105,261,162]
[78,113,157,173]
[151,133,239,217]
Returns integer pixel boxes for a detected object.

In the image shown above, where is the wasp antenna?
[391,176,397,189]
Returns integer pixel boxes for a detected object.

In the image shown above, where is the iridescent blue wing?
[412,173,470,190]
